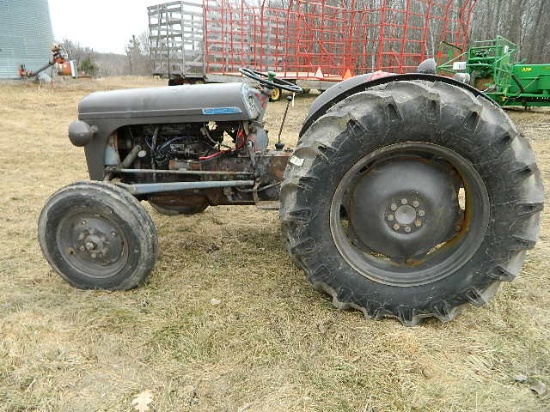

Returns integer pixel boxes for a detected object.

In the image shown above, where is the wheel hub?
[385,198,426,234]
[394,204,416,225]
[348,158,460,259]
[64,216,124,267]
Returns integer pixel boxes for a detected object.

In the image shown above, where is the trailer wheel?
[38,181,158,290]
[269,87,282,102]
[280,79,544,325]
[168,78,184,86]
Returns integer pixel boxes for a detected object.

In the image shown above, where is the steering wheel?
[239,68,304,94]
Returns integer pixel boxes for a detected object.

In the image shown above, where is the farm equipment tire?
[280,79,544,325]
[38,181,158,290]
[270,87,282,102]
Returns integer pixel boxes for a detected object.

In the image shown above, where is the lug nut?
[414,220,422,228]
[390,203,397,211]
[393,223,401,231]
[412,200,420,208]
[404,226,412,233]
[387,214,395,222]
[401,198,408,205]
[418,210,426,217]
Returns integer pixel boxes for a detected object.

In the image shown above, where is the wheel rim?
[57,211,128,278]
[330,142,490,287]
[270,87,281,101]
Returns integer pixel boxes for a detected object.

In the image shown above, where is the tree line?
[470,0,550,63]
[61,33,150,77]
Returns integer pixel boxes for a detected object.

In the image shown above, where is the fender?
[300,73,490,137]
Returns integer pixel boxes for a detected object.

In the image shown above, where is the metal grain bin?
[0,0,54,79]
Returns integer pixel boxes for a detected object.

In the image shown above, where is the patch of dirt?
[507,107,550,141]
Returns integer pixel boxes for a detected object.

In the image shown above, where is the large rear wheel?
[280,79,544,325]
[38,181,158,290]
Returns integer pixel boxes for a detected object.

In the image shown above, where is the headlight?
[68,120,96,147]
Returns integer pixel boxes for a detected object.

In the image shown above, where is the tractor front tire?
[280,79,544,325]
[38,181,158,290]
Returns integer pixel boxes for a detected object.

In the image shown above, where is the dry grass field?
[0,77,548,412]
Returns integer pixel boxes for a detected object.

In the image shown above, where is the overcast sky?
[48,0,161,54]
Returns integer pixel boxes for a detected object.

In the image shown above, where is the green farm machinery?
[438,35,550,107]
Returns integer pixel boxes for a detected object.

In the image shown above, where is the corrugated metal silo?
[0,0,54,79]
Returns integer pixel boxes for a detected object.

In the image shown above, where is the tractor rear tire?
[38,181,158,290]
[280,79,544,325]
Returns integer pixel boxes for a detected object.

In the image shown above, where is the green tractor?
[438,35,550,108]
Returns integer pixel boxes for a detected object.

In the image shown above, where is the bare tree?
[126,33,151,76]
[470,0,550,63]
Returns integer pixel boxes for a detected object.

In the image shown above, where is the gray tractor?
[38,68,544,325]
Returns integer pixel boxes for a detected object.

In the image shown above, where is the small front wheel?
[38,181,158,290]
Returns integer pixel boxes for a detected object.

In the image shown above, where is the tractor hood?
[78,82,267,123]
